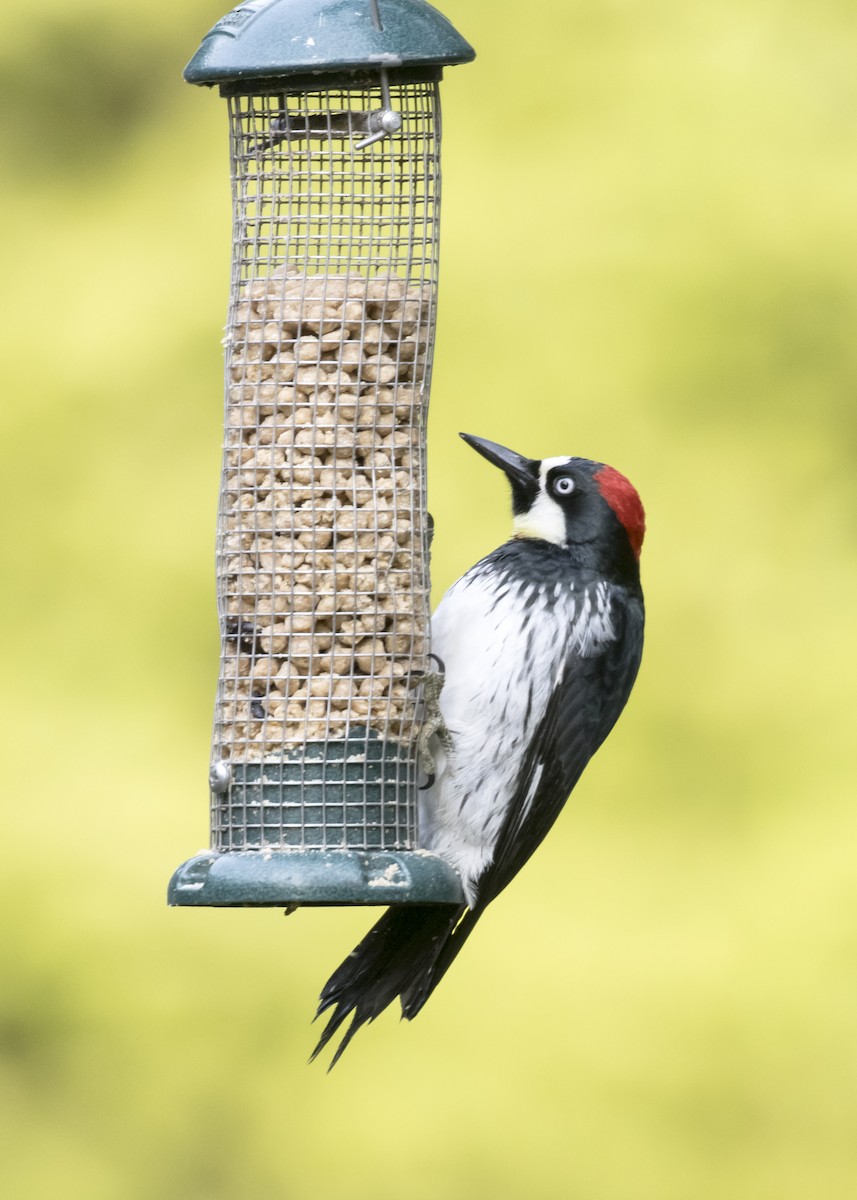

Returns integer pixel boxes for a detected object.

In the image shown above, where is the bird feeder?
[168,0,474,908]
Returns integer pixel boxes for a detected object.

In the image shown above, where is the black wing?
[473,586,644,910]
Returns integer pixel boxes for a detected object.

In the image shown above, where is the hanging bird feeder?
[168,0,474,908]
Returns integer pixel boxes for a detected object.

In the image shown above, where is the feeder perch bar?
[168,0,474,908]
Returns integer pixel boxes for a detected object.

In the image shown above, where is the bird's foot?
[413,654,452,787]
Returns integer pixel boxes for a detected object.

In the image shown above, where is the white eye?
[553,476,575,496]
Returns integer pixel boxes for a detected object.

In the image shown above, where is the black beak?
[459,433,538,492]
[459,433,540,516]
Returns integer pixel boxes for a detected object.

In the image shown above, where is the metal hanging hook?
[354,2,401,149]
[354,65,402,150]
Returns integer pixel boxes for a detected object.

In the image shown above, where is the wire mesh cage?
[169,0,474,907]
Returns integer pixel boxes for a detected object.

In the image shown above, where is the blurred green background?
[2,0,856,1196]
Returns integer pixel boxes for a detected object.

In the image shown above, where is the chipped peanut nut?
[233,301,255,324]
[294,364,328,393]
[325,367,359,394]
[360,403,389,429]
[334,399,357,423]
[339,340,363,372]
[362,355,397,384]
[353,637,387,673]
[290,585,314,613]
[359,324,386,355]
[318,326,350,352]
[386,629,418,655]
[295,335,321,362]
[396,339,418,365]
[373,389,396,415]
[244,361,275,384]
[229,383,257,405]
[340,299,365,327]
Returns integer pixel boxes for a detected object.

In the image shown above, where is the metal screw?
[210,761,231,794]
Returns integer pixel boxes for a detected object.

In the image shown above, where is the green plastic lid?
[184,0,475,86]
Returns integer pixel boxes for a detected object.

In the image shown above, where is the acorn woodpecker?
[312,433,645,1066]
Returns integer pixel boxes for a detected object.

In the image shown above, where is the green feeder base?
[168,847,463,907]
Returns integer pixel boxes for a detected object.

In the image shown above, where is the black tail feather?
[311,903,471,1067]
[399,906,482,1019]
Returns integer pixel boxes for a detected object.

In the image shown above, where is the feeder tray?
[169,0,474,908]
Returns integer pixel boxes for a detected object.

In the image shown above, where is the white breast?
[418,566,614,905]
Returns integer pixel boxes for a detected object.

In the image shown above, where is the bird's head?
[460,432,645,568]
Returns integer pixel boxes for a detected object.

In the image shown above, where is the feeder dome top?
[184,0,475,86]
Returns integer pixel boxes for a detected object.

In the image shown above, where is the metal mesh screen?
[211,81,440,852]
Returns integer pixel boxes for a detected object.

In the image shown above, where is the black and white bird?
[312,433,646,1066]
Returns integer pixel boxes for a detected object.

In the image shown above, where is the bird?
[311,432,646,1067]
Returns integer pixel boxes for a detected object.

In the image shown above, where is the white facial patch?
[512,456,574,545]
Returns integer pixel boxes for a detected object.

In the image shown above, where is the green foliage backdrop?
[2,1,856,1197]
